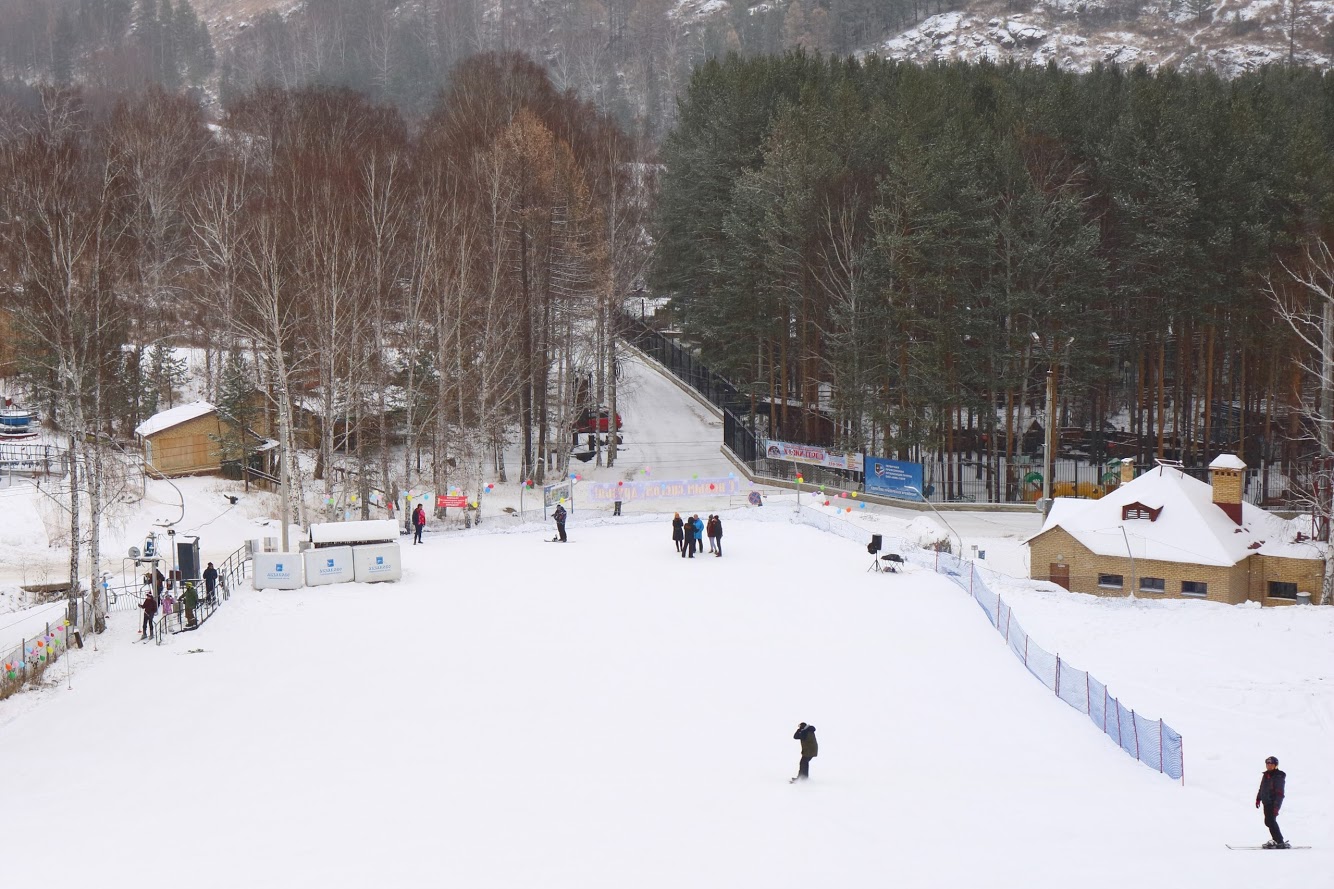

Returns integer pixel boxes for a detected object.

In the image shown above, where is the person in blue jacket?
[692,514,705,555]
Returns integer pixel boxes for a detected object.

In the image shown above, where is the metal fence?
[781,505,1184,781]
[929,550,1184,781]
[0,614,73,701]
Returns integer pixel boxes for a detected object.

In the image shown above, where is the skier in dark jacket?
[552,504,568,542]
[140,591,158,639]
[202,562,219,604]
[1256,756,1287,848]
[672,513,685,552]
[791,723,817,782]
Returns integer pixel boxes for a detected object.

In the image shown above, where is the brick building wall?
[1028,527,1322,606]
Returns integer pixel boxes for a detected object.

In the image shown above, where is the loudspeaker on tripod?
[867,534,882,555]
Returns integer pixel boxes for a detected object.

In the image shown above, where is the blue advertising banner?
[863,457,924,500]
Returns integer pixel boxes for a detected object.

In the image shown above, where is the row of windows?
[1096,574,1300,599]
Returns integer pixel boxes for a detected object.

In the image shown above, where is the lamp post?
[1031,332,1074,518]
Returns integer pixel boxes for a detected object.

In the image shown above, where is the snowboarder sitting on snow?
[552,504,568,542]
[791,723,817,782]
[1256,755,1288,849]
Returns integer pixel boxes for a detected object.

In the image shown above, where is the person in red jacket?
[140,590,158,640]
[412,504,426,545]
[1256,755,1287,848]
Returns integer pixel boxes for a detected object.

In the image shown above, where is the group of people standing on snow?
[672,513,723,558]
[138,562,219,639]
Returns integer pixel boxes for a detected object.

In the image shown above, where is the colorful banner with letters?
[763,439,863,471]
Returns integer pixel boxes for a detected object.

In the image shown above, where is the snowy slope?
[0,351,1329,887]
[3,519,1328,887]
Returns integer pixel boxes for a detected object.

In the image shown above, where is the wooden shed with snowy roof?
[135,401,275,480]
[1025,455,1325,606]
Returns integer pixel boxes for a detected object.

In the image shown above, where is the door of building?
[1049,563,1070,590]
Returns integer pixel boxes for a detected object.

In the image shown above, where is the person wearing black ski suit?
[1256,756,1286,846]
[793,723,818,781]
[552,504,568,542]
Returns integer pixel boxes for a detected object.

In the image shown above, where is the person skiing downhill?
[791,722,817,782]
[1256,756,1288,849]
[552,504,568,542]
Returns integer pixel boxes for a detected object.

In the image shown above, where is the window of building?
[1097,573,1123,589]
[1139,576,1166,593]
[1268,581,1298,600]
[1181,580,1208,598]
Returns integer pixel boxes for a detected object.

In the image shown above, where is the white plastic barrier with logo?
[303,546,355,586]
[252,553,304,590]
[352,543,402,583]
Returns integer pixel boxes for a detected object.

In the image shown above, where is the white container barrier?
[352,543,402,583]
[303,546,355,586]
[252,553,304,590]
[309,520,399,546]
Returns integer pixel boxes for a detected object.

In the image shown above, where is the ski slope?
[0,352,1329,886]
[0,515,1328,887]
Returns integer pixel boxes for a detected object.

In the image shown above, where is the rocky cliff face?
[874,0,1332,75]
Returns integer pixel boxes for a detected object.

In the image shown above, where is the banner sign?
[544,481,573,509]
[864,456,924,500]
[436,495,468,509]
[584,477,743,503]
[763,440,863,472]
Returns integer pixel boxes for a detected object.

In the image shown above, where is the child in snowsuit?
[553,504,568,542]
[1256,756,1287,848]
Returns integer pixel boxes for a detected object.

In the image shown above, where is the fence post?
[1158,718,1164,774]
[1102,687,1109,732]
[1132,709,1140,760]
[1085,673,1091,714]
[1055,655,1060,698]
[1023,634,1029,667]
[969,562,975,597]
[1113,698,1121,746]
[1180,735,1185,786]
[1004,610,1011,643]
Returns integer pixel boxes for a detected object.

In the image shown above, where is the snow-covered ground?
[0,354,1330,886]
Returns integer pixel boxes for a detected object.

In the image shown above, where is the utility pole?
[1320,299,1332,542]
[1043,365,1056,514]
[279,412,290,553]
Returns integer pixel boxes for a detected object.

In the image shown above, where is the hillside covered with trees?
[652,55,1334,495]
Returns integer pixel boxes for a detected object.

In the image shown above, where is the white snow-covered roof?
[1208,453,1247,470]
[1027,463,1323,567]
[309,520,399,545]
[134,401,216,438]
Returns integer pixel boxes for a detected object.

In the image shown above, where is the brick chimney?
[1119,458,1135,485]
[1209,454,1246,526]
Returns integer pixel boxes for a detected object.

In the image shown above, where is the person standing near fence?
[1256,756,1288,849]
[140,590,158,640]
[790,722,817,783]
[203,561,219,604]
